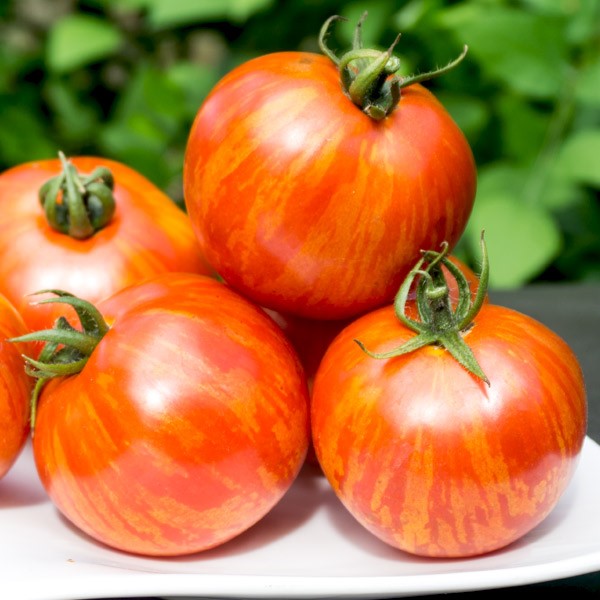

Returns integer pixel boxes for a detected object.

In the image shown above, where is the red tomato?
[0,155,214,332]
[25,273,309,556]
[0,293,32,480]
[311,248,587,558]
[266,254,484,468]
[183,45,476,320]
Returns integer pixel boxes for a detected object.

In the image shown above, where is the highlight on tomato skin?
[20,273,310,557]
[0,294,33,480]
[310,240,587,558]
[0,154,215,335]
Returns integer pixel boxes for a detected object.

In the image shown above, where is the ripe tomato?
[0,155,214,333]
[19,273,309,556]
[311,241,587,557]
[266,254,483,468]
[0,293,32,480]
[183,16,476,320]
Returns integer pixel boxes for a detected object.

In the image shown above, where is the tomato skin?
[0,157,214,332]
[311,303,587,557]
[32,273,309,556]
[183,52,476,320]
[0,294,32,480]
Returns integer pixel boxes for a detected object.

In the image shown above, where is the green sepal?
[318,12,468,120]
[9,291,110,431]
[355,233,490,384]
[38,152,116,240]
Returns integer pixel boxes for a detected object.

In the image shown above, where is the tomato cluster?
[0,13,587,560]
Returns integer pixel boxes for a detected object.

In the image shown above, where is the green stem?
[38,152,116,240]
[398,45,468,89]
[9,291,111,431]
[318,12,468,120]
[355,233,490,384]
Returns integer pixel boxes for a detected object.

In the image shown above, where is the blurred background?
[0,0,598,289]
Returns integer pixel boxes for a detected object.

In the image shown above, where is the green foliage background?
[1,0,599,288]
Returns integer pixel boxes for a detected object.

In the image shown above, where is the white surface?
[2,438,600,600]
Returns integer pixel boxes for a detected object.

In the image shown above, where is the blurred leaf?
[99,64,190,192]
[564,0,600,45]
[0,101,57,164]
[495,93,548,162]
[553,192,600,280]
[109,64,187,134]
[437,5,569,98]
[393,0,444,31]
[43,79,100,145]
[555,129,600,187]
[475,157,586,214]
[538,176,588,211]
[576,59,600,108]
[166,62,219,118]
[46,14,123,73]
[99,116,173,188]
[228,0,275,22]
[466,193,562,289]
[106,0,151,7]
[475,162,529,198]
[146,0,274,28]
[0,40,39,90]
[148,0,228,26]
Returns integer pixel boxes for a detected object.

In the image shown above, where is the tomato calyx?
[9,290,110,429]
[355,232,490,384]
[319,12,468,120]
[39,152,116,240]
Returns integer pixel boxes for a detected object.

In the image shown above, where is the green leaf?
[555,129,600,187]
[393,0,444,31]
[564,0,600,45]
[475,162,529,199]
[576,59,600,108]
[109,64,187,132]
[0,101,57,164]
[495,93,549,162]
[146,0,274,28]
[46,14,123,73]
[166,62,219,118]
[43,80,100,144]
[105,0,152,8]
[466,193,562,289]
[228,0,274,22]
[437,5,569,98]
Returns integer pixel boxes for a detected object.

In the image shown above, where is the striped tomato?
[266,254,485,468]
[183,15,476,320]
[0,293,32,480]
[311,239,587,557]
[0,154,214,333]
[16,274,309,556]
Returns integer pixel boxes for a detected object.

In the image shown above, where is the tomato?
[266,254,484,468]
[183,15,476,320]
[311,240,587,557]
[0,154,214,333]
[0,294,32,480]
[17,273,309,556]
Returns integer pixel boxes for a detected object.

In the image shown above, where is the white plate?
[2,437,600,600]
